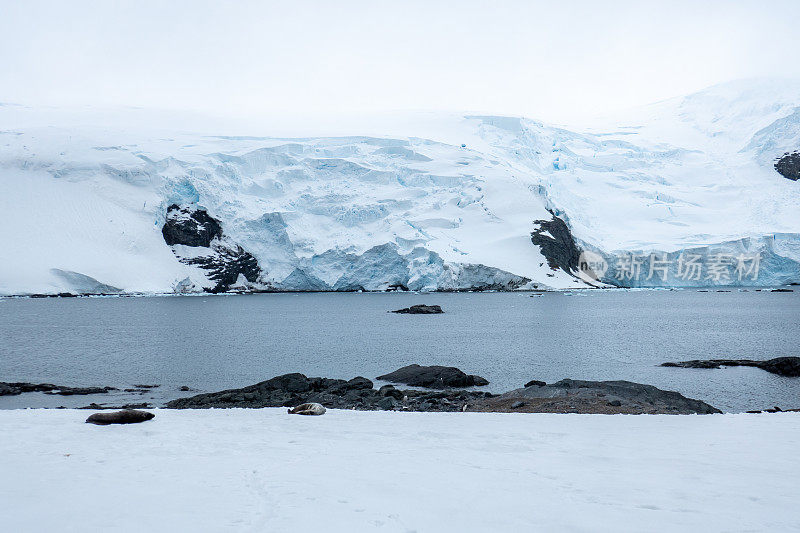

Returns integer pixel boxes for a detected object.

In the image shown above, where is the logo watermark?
[607,252,762,283]
[578,250,609,282]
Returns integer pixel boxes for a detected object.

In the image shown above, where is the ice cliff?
[0,79,798,295]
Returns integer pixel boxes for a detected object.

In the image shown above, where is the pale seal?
[287,403,326,415]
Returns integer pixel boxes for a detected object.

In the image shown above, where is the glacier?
[0,79,799,295]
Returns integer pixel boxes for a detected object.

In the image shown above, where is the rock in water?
[391,304,443,314]
[377,364,489,388]
[524,380,546,388]
[287,403,326,415]
[477,379,720,415]
[760,357,800,377]
[0,382,117,396]
[165,372,489,412]
[661,356,800,377]
[85,409,155,425]
[164,371,721,414]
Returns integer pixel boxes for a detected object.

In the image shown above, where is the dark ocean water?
[1,290,798,412]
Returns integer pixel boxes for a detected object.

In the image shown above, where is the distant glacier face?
[0,79,798,295]
[579,234,800,288]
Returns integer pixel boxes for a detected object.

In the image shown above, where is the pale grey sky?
[1,0,798,122]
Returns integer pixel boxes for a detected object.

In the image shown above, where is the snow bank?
[1,409,798,532]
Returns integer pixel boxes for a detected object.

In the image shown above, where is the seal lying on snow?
[85,409,155,425]
[287,403,326,415]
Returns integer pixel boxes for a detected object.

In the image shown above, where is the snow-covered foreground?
[1,409,798,532]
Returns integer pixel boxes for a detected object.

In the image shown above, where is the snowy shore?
[1,409,798,532]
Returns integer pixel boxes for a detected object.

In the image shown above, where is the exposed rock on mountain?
[775,151,800,181]
[162,204,222,247]
[163,204,262,293]
[531,214,582,277]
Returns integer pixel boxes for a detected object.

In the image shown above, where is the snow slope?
[0,408,798,532]
[0,79,799,294]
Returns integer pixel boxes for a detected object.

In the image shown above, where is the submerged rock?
[86,409,155,425]
[661,357,800,377]
[377,364,489,389]
[391,304,444,314]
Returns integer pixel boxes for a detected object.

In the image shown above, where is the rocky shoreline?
[165,365,722,415]
[7,360,800,414]
[2,284,798,299]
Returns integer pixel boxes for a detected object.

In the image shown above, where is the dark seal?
[85,409,155,425]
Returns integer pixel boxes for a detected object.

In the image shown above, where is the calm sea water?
[1,290,798,412]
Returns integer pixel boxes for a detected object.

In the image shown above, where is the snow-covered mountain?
[1,79,798,295]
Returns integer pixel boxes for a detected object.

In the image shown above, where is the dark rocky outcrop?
[661,356,800,377]
[530,214,581,274]
[181,243,260,293]
[166,372,492,412]
[0,382,117,396]
[524,380,546,388]
[376,364,489,388]
[775,151,800,181]
[391,304,443,314]
[164,372,720,414]
[86,409,155,425]
[162,204,262,293]
[473,379,721,414]
[162,204,222,247]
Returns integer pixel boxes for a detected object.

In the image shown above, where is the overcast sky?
[1,0,799,122]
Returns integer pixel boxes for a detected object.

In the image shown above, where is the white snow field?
[1,409,798,532]
[1,79,799,294]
